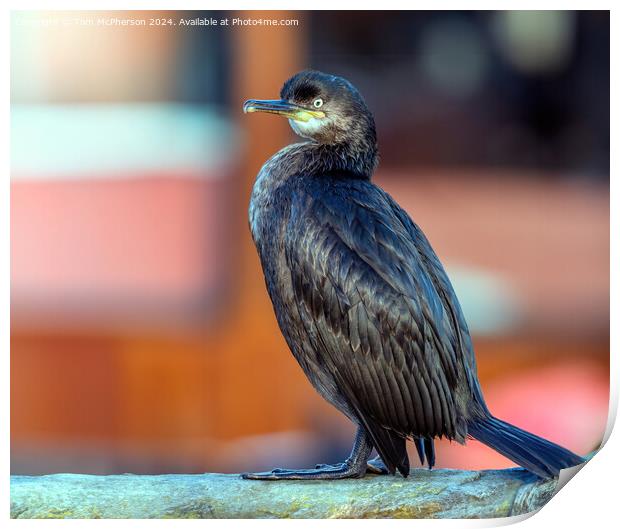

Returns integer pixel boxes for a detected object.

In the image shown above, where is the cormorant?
[241,70,584,480]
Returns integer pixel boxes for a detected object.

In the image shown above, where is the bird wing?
[384,191,486,407]
[284,177,476,470]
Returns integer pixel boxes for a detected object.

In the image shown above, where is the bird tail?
[414,437,436,469]
[467,415,585,479]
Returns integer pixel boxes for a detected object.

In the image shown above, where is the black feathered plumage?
[243,70,585,480]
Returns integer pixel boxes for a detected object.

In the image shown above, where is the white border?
[3,2,615,527]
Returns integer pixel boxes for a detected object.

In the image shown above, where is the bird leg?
[241,427,373,480]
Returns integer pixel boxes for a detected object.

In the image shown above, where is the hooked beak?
[243,99,325,122]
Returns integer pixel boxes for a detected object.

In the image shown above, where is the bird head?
[243,70,377,148]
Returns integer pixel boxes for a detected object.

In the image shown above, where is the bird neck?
[251,134,378,212]
[308,139,378,180]
[313,115,379,179]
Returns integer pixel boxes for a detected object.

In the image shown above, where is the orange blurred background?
[11,10,609,475]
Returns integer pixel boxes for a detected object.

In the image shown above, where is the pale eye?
[313,98,324,109]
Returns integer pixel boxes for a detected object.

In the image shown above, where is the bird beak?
[243,99,325,122]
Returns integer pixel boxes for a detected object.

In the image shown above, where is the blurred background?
[11,10,609,475]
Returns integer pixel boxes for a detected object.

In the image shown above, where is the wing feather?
[284,176,476,459]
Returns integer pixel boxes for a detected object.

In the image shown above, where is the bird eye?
[313,98,324,108]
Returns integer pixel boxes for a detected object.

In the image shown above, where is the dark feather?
[278,175,481,472]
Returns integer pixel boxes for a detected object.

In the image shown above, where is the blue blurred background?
[11,10,609,475]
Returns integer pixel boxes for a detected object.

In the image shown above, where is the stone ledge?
[10,467,559,519]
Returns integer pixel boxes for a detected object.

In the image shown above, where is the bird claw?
[240,467,290,479]
[315,463,339,470]
[366,456,390,475]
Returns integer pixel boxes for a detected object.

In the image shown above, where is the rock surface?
[10,467,560,519]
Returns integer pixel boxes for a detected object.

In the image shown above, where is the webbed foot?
[241,426,374,481]
[241,461,365,480]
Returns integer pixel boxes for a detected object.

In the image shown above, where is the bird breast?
[249,143,305,245]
